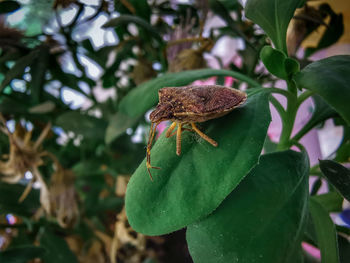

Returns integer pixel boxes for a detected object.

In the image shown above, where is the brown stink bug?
[146,85,247,179]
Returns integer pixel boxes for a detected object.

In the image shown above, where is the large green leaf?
[125,92,271,235]
[245,0,304,53]
[119,69,260,118]
[319,160,350,202]
[294,55,350,124]
[309,198,339,263]
[186,150,309,263]
[0,245,46,263]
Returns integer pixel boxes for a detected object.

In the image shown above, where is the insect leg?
[165,122,177,138]
[176,123,182,156]
[191,123,218,147]
[146,122,161,180]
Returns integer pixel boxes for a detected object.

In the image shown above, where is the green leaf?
[294,55,350,124]
[125,92,271,235]
[245,0,304,53]
[0,182,40,217]
[319,160,350,202]
[311,192,343,212]
[260,46,288,79]
[309,198,339,263]
[55,112,107,140]
[0,49,39,94]
[105,112,139,144]
[0,245,46,263]
[102,15,162,43]
[186,150,309,263]
[0,1,21,14]
[119,69,261,119]
[39,230,78,263]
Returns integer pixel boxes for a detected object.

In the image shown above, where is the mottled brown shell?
[150,85,247,123]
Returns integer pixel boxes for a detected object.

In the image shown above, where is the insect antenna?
[146,121,161,180]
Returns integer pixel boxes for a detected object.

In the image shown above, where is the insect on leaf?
[125,91,271,235]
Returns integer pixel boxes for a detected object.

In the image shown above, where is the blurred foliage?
[0,0,349,262]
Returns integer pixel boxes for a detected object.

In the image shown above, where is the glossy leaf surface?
[294,55,350,124]
[126,92,271,235]
[186,150,309,263]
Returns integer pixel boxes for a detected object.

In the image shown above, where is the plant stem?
[277,81,298,150]
[269,95,285,118]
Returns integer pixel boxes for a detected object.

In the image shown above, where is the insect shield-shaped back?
[146,85,247,180]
